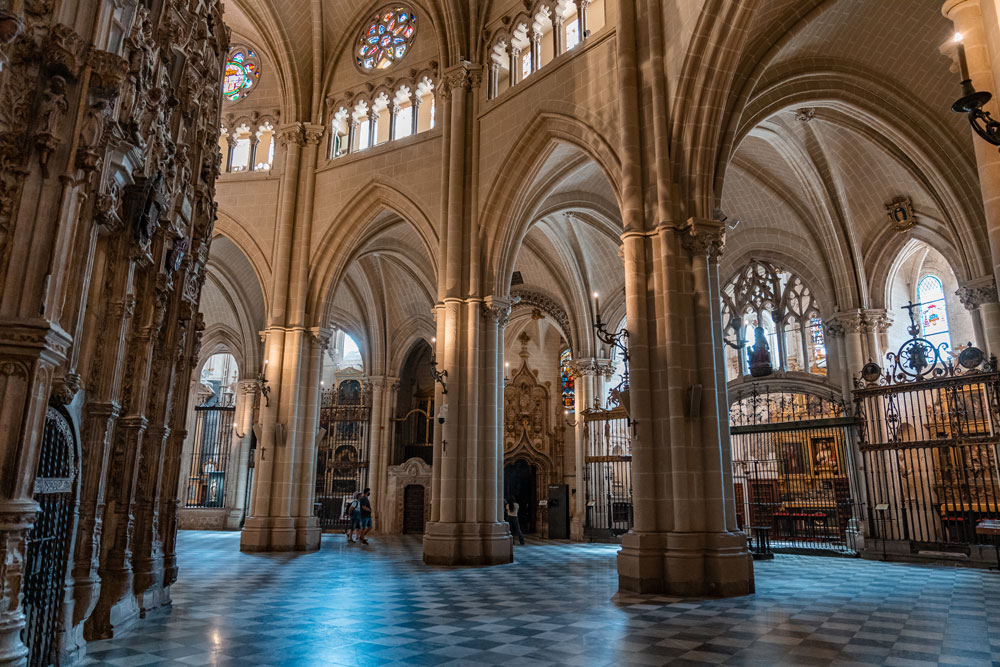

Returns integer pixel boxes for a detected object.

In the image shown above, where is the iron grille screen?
[855,371,1000,548]
[583,407,633,539]
[185,397,236,508]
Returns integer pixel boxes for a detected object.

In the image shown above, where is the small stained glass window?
[222,45,261,103]
[357,6,417,71]
[560,349,575,410]
[918,275,951,349]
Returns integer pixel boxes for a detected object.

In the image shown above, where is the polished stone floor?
[81,531,1000,666]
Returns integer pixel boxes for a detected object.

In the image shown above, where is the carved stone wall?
[383,457,432,534]
[502,335,562,537]
[0,0,227,663]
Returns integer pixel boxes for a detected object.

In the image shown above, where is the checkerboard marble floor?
[80,531,1000,666]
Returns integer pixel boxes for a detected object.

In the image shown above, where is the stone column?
[226,380,258,528]
[389,104,399,141]
[576,0,590,39]
[615,219,753,597]
[411,96,421,136]
[509,46,521,87]
[943,1,1000,306]
[553,14,565,55]
[367,109,378,148]
[248,131,260,171]
[367,375,387,515]
[241,124,325,552]
[530,32,541,74]
[957,276,1000,354]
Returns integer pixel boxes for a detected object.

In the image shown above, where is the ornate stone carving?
[509,289,571,347]
[682,217,725,260]
[51,372,82,405]
[482,296,514,328]
[794,107,816,122]
[566,357,614,380]
[956,276,999,311]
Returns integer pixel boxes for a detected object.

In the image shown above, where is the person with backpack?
[358,488,373,544]
[346,492,363,543]
[505,497,525,545]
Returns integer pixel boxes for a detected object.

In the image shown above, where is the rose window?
[356,6,416,71]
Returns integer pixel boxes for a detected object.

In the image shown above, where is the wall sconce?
[429,336,448,394]
[257,359,271,407]
[563,409,579,428]
[951,33,1000,147]
[233,423,246,439]
[592,292,633,428]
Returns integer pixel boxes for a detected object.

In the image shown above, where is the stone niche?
[383,457,432,534]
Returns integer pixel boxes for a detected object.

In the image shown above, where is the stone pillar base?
[422,521,513,566]
[570,517,585,542]
[240,516,321,552]
[617,530,754,597]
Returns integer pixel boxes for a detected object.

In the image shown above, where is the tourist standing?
[347,492,362,543]
[505,497,525,545]
[359,487,373,544]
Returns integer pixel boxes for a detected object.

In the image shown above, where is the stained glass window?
[222,45,261,103]
[560,348,575,410]
[918,275,950,349]
[356,6,417,71]
[809,316,827,372]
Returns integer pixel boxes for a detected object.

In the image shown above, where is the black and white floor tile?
[79,531,1000,666]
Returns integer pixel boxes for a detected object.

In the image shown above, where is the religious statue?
[748,325,773,377]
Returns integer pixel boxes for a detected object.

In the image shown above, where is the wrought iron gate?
[22,407,78,666]
[184,395,236,508]
[730,390,862,554]
[314,380,372,530]
[854,335,1000,554]
[583,407,633,539]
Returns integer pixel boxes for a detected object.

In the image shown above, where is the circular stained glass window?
[356,6,416,71]
[222,45,261,103]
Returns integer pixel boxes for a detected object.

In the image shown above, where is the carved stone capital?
[50,372,82,405]
[862,308,892,334]
[483,296,514,327]
[681,217,725,260]
[310,326,334,350]
[956,276,998,310]
[238,380,258,395]
[275,123,305,147]
[566,357,614,380]
[303,124,325,146]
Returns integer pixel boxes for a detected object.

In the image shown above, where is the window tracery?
[222,45,260,103]
[485,0,606,100]
[326,75,436,159]
[721,260,826,381]
[218,113,279,173]
[356,5,417,72]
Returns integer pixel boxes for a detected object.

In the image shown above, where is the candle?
[593,292,600,322]
[955,33,971,82]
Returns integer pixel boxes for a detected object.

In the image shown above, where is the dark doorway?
[402,484,426,534]
[503,459,537,533]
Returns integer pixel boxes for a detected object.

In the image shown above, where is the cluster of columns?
[239,122,329,552]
